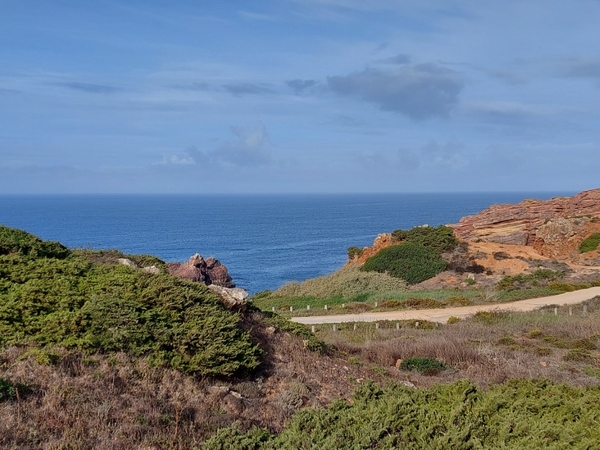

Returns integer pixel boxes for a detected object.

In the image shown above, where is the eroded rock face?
[450,189,600,258]
[168,253,235,288]
[348,233,394,264]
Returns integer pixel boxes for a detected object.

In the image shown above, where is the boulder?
[168,253,235,287]
[207,285,248,311]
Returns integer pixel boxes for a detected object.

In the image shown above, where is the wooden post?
[290,306,293,312]
[353,323,357,330]
[396,322,400,330]
[333,324,337,331]
[311,325,315,333]
[554,307,558,316]
[415,321,420,328]
[324,305,328,311]
[375,302,378,307]
[307,304,310,310]
[272,306,275,312]
[569,307,573,316]
[342,303,345,308]
[375,322,379,329]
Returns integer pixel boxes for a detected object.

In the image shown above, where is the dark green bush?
[0,226,70,259]
[391,225,458,254]
[0,377,16,401]
[399,357,446,374]
[580,233,600,253]
[361,243,447,285]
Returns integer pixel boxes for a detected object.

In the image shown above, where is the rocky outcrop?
[450,188,600,258]
[168,253,235,288]
[348,233,394,264]
[207,285,248,311]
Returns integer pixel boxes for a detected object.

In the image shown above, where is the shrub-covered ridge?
[0,227,262,377]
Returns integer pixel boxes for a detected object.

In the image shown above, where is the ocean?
[0,192,572,293]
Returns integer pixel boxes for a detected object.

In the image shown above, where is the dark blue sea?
[0,193,572,293]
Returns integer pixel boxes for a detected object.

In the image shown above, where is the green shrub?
[580,233,600,253]
[447,316,461,324]
[496,269,564,290]
[399,357,446,374]
[0,226,70,259]
[347,246,364,259]
[0,377,16,402]
[361,243,447,285]
[391,225,459,254]
[472,310,509,324]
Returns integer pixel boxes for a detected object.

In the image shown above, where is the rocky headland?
[348,188,600,286]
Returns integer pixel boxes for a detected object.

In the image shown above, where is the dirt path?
[291,287,600,325]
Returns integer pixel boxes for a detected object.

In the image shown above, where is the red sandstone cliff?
[450,188,600,259]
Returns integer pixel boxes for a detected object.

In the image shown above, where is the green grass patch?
[580,233,600,253]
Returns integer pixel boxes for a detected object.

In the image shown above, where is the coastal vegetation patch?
[0,227,262,377]
[206,379,600,449]
[580,233,600,253]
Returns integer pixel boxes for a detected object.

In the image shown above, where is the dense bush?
[580,233,600,253]
[206,379,600,449]
[0,226,69,259]
[391,225,459,254]
[0,228,262,377]
[361,243,447,285]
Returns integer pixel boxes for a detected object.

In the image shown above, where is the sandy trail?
[291,287,600,325]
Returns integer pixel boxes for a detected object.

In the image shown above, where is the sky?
[1,0,600,194]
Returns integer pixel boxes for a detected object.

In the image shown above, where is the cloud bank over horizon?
[1,1,599,193]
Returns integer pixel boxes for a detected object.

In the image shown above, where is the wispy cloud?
[59,81,120,94]
[222,83,275,96]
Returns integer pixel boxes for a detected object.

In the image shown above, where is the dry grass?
[318,297,600,388]
[0,312,391,449]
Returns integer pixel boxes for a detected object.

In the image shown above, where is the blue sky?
[1,0,600,193]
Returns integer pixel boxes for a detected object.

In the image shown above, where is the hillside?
[3,222,600,449]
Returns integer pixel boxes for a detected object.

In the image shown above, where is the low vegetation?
[207,379,600,449]
[268,264,407,299]
[580,233,600,253]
